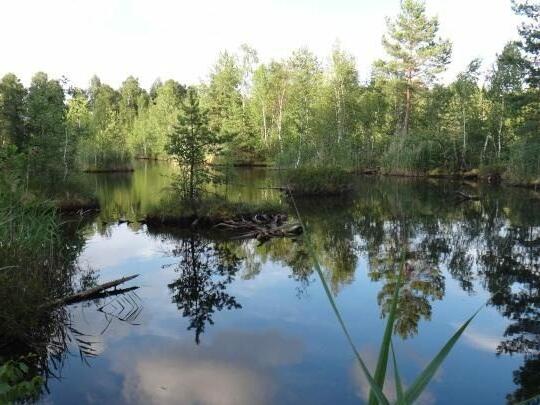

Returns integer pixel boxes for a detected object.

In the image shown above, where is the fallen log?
[51,274,139,307]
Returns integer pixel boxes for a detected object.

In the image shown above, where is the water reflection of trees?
[476,224,540,403]
[167,234,242,344]
[256,178,540,401]
[154,178,539,401]
[349,179,540,402]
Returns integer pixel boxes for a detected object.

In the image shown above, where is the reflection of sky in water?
[43,222,525,405]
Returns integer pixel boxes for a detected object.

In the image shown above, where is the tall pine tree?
[378,0,452,136]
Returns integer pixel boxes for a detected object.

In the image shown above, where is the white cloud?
[0,0,520,89]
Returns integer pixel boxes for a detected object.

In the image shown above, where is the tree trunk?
[403,82,412,136]
[462,104,467,168]
[190,162,194,202]
[335,82,343,144]
[497,98,504,159]
[481,133,491,163]
[277,90,285,152]
[262,102,268,146]
[63,128,69,179]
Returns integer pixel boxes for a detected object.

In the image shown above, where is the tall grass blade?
[289,192,390,405]
[391,340,405,405]
[369,253,405,405]
[403,305,484,403]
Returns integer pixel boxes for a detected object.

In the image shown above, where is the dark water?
[37,163,540,404]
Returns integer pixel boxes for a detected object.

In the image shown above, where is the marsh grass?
[0,190,59,264]
[0,185,84,366]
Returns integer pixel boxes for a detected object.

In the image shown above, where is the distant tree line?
[0,0,538,183]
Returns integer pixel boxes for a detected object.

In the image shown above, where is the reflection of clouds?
[123,359,267,405]
[111,329,304,405]
[351,345,435,405]
[233,262,290,298]
[78,225,172,269]
[452,323,500,352]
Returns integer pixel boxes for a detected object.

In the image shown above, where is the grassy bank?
[145,195,284,228]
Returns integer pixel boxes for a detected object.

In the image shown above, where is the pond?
[37,162,540,404]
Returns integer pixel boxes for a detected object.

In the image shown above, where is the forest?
[1,0,540,403]
[1,0,539,190]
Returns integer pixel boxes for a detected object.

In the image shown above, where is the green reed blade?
[404,305,484,404]
[369,253,405,405]
[391,340,405,405]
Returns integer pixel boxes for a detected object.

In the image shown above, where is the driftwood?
[52,274,139,307]
[214,213,302,243]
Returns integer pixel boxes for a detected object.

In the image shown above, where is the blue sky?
[0,0,521,89]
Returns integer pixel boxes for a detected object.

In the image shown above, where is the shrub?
[0,357,43,403]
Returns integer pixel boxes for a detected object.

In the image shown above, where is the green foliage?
[132,79,185,159]
[0,357,43,403]
[378,0,452,135]
[0,144,24,191]
[0,1,539,182]
[0,74,27,149]
[24,72,70,180]
[166,87,221,205]
[512,0,540,88]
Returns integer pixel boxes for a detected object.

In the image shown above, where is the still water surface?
[42,162,540,404]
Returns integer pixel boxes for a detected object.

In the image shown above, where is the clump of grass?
[283,167,352,196]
